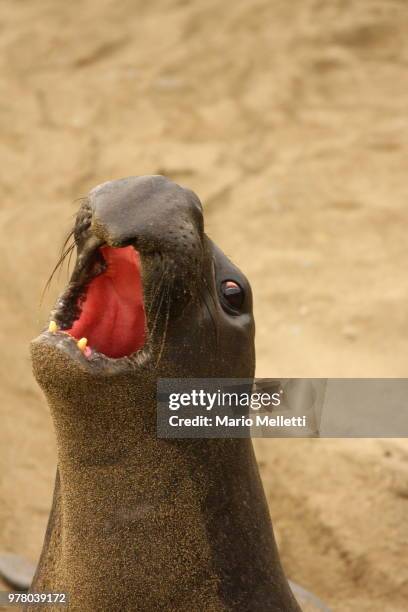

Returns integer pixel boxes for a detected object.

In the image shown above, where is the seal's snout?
[88,175,204,261]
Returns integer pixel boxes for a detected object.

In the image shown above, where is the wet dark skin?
[28,176,301,611]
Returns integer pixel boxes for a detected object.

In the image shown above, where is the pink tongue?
[68,246,146,358]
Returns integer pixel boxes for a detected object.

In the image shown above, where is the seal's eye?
[220,280,245,313]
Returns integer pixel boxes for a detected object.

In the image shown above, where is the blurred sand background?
[1,1,408,610]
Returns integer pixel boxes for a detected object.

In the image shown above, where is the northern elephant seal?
[28,175,301,611]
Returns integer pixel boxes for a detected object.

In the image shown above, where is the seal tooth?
[77,338,88,352]
[48,321,58,333]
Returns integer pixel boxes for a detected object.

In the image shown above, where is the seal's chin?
[66,246,146,359]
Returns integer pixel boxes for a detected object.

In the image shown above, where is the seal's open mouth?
[51,245,146,360]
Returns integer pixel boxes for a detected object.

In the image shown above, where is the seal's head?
[31,176,255,411]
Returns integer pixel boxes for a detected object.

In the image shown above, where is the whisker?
[40,229,76,305]
[155,277,172,369]
[150,285,166,341]
[146,256,165,319]
[149,264,169,340]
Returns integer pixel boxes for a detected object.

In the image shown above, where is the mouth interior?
[67,246,146,359]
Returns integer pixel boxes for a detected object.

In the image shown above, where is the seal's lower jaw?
[39,245,149,367]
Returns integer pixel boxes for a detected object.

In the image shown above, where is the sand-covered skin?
[0,1,407,610]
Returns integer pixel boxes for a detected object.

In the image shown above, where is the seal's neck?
[33,388,300,611]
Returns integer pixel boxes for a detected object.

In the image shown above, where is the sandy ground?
[1,1,408,610]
